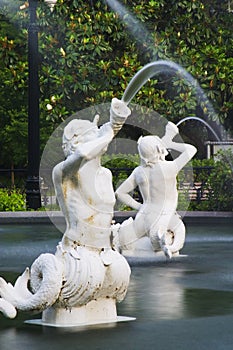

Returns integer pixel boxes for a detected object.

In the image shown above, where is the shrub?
[102,154,139,190]
[0,188,26,211]
[189,150,233,211]
[103,154,140,210]
[204,150,233,211]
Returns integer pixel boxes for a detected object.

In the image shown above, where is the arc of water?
[121,60,201,106]
[176,116,220,141]
[122,61,180,105]
[121,60,221,141]
[121,60,220,133]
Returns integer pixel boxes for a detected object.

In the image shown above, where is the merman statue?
[114,122,197,259]
[0,98,133,326]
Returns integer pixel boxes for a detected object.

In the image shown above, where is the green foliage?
[190,150,233,211]
[102,153,139,189]
[0,188,26,211]
[0,8,28,167]
[202,150,232,211]
[102,153,140,210]
[102,153,140,166]
[0,0,232,169]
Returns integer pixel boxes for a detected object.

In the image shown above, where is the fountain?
[0,2,232,348]
[0,1,233,350]
[0,59,199,326]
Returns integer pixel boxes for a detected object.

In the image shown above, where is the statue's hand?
[165,122,179,138]
[98,122,114,140]
[162,122,179,146]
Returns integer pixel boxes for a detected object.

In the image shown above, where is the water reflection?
[120,266,186,321]
[183,288,233,317]
[1,223,233,349]
[0,224,61,273]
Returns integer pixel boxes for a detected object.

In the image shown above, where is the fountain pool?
[0,222,233,349]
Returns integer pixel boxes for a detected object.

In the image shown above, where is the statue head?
[62,115,99,157]
[137,135,168,166]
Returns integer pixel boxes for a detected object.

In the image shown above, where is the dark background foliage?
[0,0,232,168]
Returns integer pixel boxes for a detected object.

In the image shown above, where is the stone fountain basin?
[0,222,233,350]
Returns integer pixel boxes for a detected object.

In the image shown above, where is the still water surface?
[0,223,233,350]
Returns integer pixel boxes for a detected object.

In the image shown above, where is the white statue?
[0,59,200,327]
[0,98,133,326]
[114,122,197,259]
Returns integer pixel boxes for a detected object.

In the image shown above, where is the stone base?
[25,298,136,328]
[25,315,135,328]
[122,237,185,261]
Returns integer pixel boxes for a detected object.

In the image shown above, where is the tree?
[0,4,28,168]
[0,0,232,169]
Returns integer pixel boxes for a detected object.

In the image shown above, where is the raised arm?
[115,169,142,210]
[62,123,114,175]
[162,122,197,172]
[61,98,131,176]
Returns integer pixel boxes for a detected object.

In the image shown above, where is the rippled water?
[0,223,233,350]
